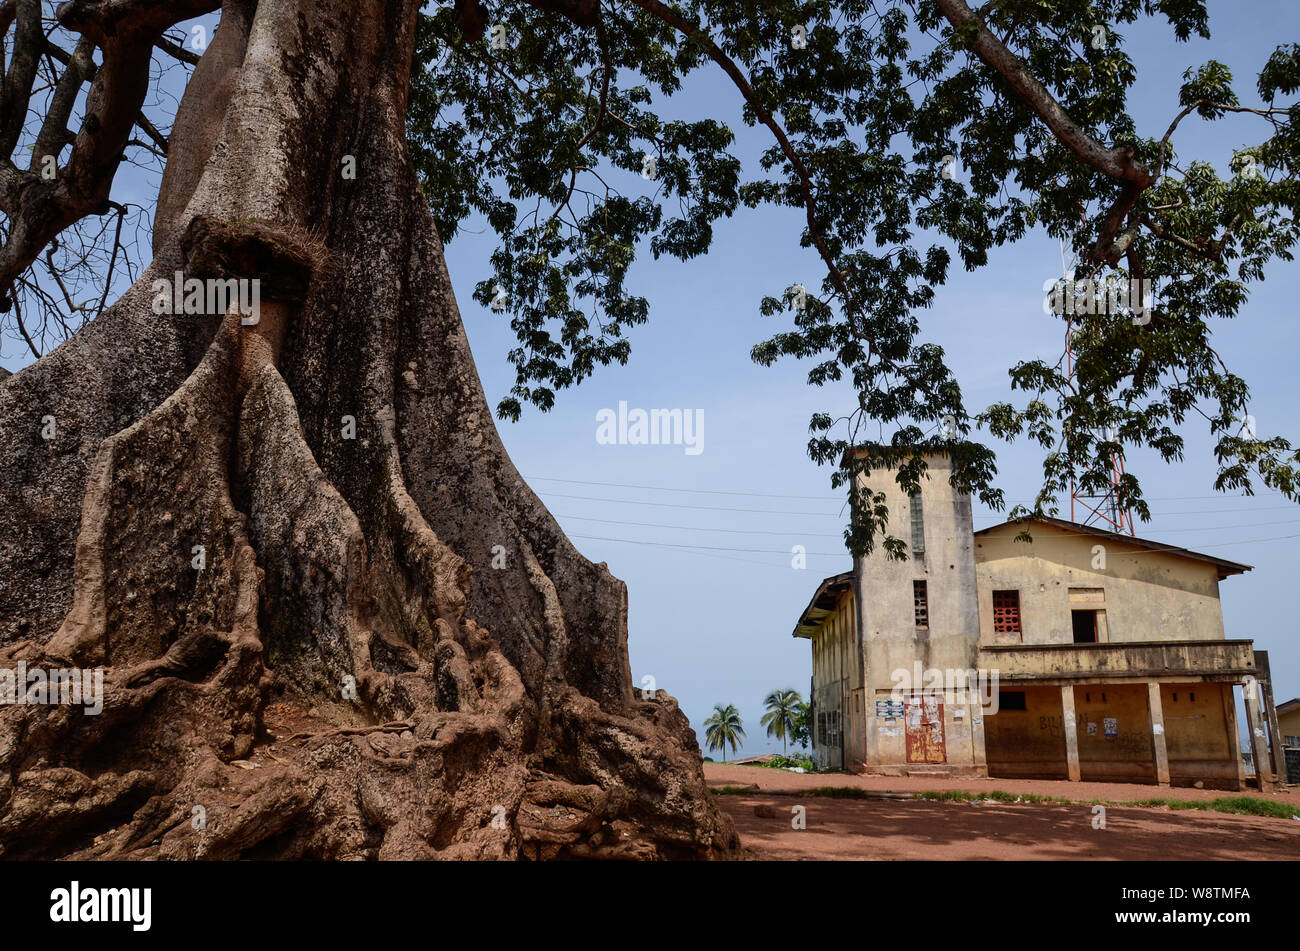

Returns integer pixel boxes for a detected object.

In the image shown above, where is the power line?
[1034,532,1300,555]
[531,475,838,501]
[1116,504,1299,516]
[540,489,1299,520]
[567,529,1300,559]
[529,474,1286,505]
[541,491,849,516]
[568,533,847,556]
[554,512,846,537]
[1096,518,1300,535]
[553,511,1300,537]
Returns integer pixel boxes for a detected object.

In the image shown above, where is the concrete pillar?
[1147,682,1171,787]
[1222,683,1246,792]
[1245,686,1274,792]
[1256,651,1288,783]
[972,696,988,777]
[1061,685,1081,782]
[864,692,879,768]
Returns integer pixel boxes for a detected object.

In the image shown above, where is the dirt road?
[704,764,1300,860]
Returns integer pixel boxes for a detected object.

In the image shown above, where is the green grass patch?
[916,789,1071,804]
[709,785,755,796]
[1206,796,1300,819]
[756,754,815,771]
[804,786,876,799]
[1113,795,1299,820]
[916,790,976,802]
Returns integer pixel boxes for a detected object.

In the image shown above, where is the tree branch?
[155,32,200,66]
[932,0,1153,264]
[0,0,217,296]
[625,0,860,328]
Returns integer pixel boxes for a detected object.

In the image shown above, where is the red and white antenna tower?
[1059,238,1135,536]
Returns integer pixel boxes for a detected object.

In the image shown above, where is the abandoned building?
[792,449,1287,790]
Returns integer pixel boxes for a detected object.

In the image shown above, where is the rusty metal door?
[905,695,946,764]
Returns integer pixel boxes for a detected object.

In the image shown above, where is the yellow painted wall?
[1277,704,1300,747]
[975,522,1226,647]
[985,682,1239,786]
[1161,684,1231,760]
[809,587,857,770]
[1073,683,1156,783]
[983,686,1068,779]
[1161,683,1239,787]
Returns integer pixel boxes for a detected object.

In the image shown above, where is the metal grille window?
[913,580,929,629]
[909,493,925,555]
[992,589,1021,634]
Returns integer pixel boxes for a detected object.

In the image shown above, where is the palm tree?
[761,689,803,755]
[703,704,746,763]
[792,700,812,751]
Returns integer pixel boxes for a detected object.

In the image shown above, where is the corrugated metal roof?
[792,570,853,639]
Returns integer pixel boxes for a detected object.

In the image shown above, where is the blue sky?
[444,2,1300,757]
[4,2,1297,759]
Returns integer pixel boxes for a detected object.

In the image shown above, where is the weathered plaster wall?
[1277,705,1300,746]
[1072,683,1157,783]
[974,523,1226,646]
[1160,682,1239,786]
[810,588,856,770]
[853,452,983,769]
[983,686,1069,779]
[984,681,1240,786]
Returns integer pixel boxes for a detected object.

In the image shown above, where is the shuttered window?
[909,493,925,555]
[992,589,1021,634]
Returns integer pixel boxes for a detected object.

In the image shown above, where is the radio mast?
[1058,238,1136,536]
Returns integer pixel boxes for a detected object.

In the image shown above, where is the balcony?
[977,639,1256,683]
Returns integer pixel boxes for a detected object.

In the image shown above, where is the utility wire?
[553,511,1300,537]
[554,512,846,536]
[569,531,1300,557]
[539,490,1299,519]
[540,491,849,516]
[529,474,1286,505]
[569,534,847,556]
[531,475,841,501]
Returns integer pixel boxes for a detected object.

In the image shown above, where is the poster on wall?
[1104,717,1118,738]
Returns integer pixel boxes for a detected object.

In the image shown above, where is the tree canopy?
[6,0,1298,556]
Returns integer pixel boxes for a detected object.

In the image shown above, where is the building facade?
[1278,699,1300,784]
[792,450,1284,789]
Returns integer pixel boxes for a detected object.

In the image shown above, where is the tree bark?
[0,0,737,860]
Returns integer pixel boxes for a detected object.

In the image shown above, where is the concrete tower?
[852,449,987,775]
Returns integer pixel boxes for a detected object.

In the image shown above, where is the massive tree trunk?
[0,0,737,860]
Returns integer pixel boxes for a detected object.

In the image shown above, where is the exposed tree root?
[0,303,735,859]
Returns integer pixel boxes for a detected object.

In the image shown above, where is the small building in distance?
[1278,698,1300,749]
[792,448,1283,790]
[1278,698,1300,784]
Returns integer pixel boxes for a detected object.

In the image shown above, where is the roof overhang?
[792,570,853,639]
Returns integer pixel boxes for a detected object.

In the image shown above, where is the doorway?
[905,695,946,764]
[1072,609,1098,643]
